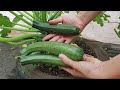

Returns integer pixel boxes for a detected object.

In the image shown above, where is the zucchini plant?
[114,19,120,38]
[0,11,63,45]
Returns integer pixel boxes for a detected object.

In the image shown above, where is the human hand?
[59,54,106,79]
[42,12,85,43]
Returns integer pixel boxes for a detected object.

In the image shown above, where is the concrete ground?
[81,11,120,44]
[0,11,120,79]
[0,42,20,79]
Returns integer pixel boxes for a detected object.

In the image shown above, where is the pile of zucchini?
[19,41,84,67]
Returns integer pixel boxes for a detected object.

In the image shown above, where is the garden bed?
[1,39,119,79]
[16,38,110,79]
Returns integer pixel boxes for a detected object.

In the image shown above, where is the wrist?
[77,11,101,30]
[75,14,86,31]
[95,61,118,79]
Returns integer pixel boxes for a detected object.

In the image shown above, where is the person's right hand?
[42,12,85,43]
[59,54,105,79]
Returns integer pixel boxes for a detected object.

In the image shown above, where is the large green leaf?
[94,16,103,26]
[0,14,13,37]
[0,14,23,37]
[0,14,12,27]
[93,12,110,27]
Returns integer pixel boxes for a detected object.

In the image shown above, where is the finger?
[65,39,72,44]
[57,38,65,42]
[71,43,79,47]
[49,36,62,41]
[42,34,56,41]
[59,54,94,76]
[83,54,94,60]
[62,67,85,78]
[49,17,63,25]
[83,54,102,64]
[59,54,80,70]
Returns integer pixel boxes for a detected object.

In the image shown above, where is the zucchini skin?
[32,21,80,36]
[20,55,68,67]
[20,41,84,61]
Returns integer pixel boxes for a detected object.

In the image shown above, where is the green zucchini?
[20,41,84,61]
[19,55,68,67]
[32,20,80,36]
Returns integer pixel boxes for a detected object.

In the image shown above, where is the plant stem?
[42,11,47,22]
[18,11,33,22]
[0,34,45,42]
[54,11,62,19]
[48,11,59,21]
[11,22,32,29]
[0,26,39,32]
[32,11,40,21]
[7,39,35,45]
[114,29,120,38]
[9,11,32,26]
[24,11,34,19]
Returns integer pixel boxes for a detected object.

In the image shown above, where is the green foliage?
[0,14,23,37]
[113,17,120,38]
[93,12,110,26]
[0,14,13,37]
[32,11,62,22]
[117,23,120,30]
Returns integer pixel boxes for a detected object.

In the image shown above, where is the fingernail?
[61,67,64,69]
[59,54,63,58]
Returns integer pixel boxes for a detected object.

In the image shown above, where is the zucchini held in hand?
[20,41,84,61]
[32,21,81,36]
[19,55,68,67]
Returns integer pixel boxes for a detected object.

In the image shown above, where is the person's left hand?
[43,34,78,43]
[42,12,84,43]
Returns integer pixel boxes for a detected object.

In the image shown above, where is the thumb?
[49,17,63,25]
[83,54,102,64]
[59,54,78,69]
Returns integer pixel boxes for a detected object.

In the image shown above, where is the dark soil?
[38,64,72,77]
[75,38,97,57]
[37,39,97,77]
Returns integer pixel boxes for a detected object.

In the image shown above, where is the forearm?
[78,11,101,28]
[98,54,120,78]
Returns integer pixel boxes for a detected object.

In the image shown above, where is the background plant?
[0,11,119,46]
[0,11,62,45]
